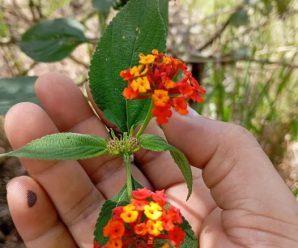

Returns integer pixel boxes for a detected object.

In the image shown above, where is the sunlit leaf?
[0,133,107,160]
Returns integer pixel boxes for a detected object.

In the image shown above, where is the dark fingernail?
[27,190,37,208]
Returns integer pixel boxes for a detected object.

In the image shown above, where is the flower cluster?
[121,49,206,124]
[99,188,185,248]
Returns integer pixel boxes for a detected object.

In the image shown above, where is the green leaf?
[180,217,198,248]
[19,18,88,62]
[275,0,292,15]
[0,133,107,160]
[89,0,168,132]
[139,134,193,199]
[139,133,172,152]
[0,77,38,115]
[230,10,249,27]
[92,0,115,14]
[94,177,142,245]
[159,0,169,33]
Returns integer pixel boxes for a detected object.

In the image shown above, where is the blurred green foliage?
[0,77,38,114]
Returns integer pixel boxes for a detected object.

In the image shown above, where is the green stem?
[136,101,153,138]
[123,153,133,198]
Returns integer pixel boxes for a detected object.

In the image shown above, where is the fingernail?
[27,190,37,208]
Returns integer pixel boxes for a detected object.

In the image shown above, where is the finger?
[134,121,215,234]
[199,208,238,248]
[35,73,152,197]
[5,103,104,246]
[6,176,76,248]
[162,110,298,225]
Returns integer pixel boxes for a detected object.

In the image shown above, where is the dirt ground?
[0,117,25,247]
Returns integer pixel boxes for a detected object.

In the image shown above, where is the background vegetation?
[0,0,297,246]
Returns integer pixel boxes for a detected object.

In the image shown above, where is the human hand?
[5,73,298,248]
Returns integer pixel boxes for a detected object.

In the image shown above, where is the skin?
[5,73,298,248]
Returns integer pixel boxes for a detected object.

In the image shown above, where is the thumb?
[161,110,298,223]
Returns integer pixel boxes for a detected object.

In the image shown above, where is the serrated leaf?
[19,18,88,62]
[0,133,107,160]
[139,134,193,199]
[180,217,198,248]
[0,77,38,115]
[92,0,116,14]
[94,177,143,245]
[89,0,167,132]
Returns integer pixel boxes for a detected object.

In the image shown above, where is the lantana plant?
[0,0,205,247]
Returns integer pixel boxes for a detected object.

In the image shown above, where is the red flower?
[120,69,133,81]
[132,188,152,200]
[172,97,188,115]
[177,81,193,96]
[168,226,185,247]
[132,199,149,211]
[121,50,205,124]
[134,223,147,236]
[103,220,125,239]
[102,188,186,247]
[94,241,101,248]
[151,190,167,206]
[123,87,139,99]
[152,104,172,124]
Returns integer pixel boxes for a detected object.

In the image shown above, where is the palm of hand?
[5,74,298,248]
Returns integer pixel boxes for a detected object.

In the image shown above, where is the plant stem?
[136,101,153,138]
[123,153,133,198]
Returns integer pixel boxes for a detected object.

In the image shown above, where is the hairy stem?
[136,101,153,138]
[123,153,133,198]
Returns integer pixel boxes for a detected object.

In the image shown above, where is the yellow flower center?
[139,54,155,65]
[146,220,164,236]
[144,202,163,220]
[120,204,138,223]
[152,90,170,107]
[131,77,151,93]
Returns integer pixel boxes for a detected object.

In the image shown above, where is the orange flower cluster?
[99,188,185,248]
[121,49,206,124]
